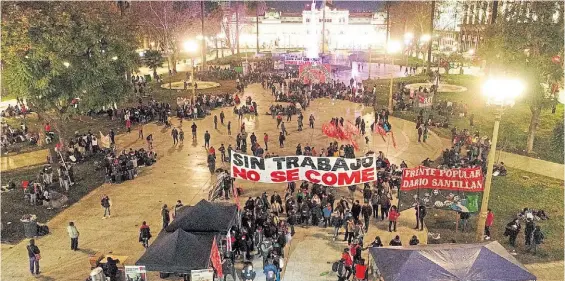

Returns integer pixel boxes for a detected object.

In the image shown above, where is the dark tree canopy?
[1,2,140,120]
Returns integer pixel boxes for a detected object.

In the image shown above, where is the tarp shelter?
[165,199,238,233]
[136,229,215,273]
[369,241,536,281]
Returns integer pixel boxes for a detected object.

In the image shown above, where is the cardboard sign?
[230,151,376,186]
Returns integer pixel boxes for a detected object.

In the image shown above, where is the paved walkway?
[0,149,49,172]
[0,81,447,281]
[497,151,564,181]
[1,75,560,281]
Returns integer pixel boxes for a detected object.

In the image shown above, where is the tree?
[1,2,140,142]
[245,1,267,53]
[144,50,164,78]
[133,2,200,72]
[481,1,564,154]
[480,1,564,153]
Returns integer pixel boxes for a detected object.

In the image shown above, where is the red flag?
[210,238,223,277]
[233,185,241,210]
[390,131,397,149]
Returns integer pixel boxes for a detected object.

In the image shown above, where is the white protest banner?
[230,151,376,186]
[125,266,147,281]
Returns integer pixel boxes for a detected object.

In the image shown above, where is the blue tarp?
[369,241,536,281]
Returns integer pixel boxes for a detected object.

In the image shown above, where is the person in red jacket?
[485,209,494,240]
[341,248,353,280]
[388,205,400,232]
[354,259,368,281]
[263,133,269,151]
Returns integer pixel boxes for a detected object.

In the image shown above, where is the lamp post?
[475,78,524,241]
[387,41,401,113]
[183,40,199,100]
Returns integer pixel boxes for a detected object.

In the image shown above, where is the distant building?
[224,4,387,52]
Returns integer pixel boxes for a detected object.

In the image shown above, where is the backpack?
[332,261,339,272]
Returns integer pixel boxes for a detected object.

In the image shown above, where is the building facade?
[225,4,387,52]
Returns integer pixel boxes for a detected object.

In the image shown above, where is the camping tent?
[136,229,215,273]
[166,199,238,233]
[369,241,536,281]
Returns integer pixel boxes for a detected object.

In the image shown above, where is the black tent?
[166,199,238,233]
[369,241,537,281]
[135,229,215,273]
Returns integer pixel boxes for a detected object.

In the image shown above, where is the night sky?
[266,1,383,13]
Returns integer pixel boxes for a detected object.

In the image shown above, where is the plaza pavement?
[2,71,562,280]
[1,149,49,172]
[1,80,447,281]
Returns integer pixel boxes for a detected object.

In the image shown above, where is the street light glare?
[420,34,431,42]
[196,35,203,40]
[404,32,413,40]
[217,33,226,39]
[482,78,525,106]
[183,40,198,53]
[387,41,402,54]
[468,49,475,55]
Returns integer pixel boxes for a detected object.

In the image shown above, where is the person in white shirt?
[67,222,80,251]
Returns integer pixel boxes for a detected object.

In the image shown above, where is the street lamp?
[111,56,118,61]
[63,62,70,68]
[183,40,199,99]
[387,41,401,113]
[420,34,431,42]
[476,78,525,242]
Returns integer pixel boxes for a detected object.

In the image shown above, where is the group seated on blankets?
[102,148,157,183]
[13,164,71,208]
[267,103,301,116]
[1,102,30,118]
[59,132,104,164]
[518,208,550,221]
[1,122,40,152]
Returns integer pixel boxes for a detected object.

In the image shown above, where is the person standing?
[138,124,144,139]
[191,122,197,140]
[370,193,380,219]
[26,239,41,275]
[504,218,521,249]
[279,132,285,148]
[361,202,372,232]
[309,114,315,128]
[67,222,79,251]
[214,115,218,129]
[179,128,184,144]
[263,133,269,151]
[380,194,391,221]
[171,127,179,145]
[341,248,353,280]
[281,121,288,136]
[126,119,131,133]
[415,204,426,231]
[109,129,115,145]
[227,121,232,135]
[204,130,211,149]
[139,221,152,248]
[101,195,111,219]
[484,209,494,240]
[220,111,225,125]
[162,204,170,230]
[388,205,400,232]
[417,124,423,143]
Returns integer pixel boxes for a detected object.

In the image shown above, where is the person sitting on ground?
[409,235,420,245]
[389,235,402,246]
